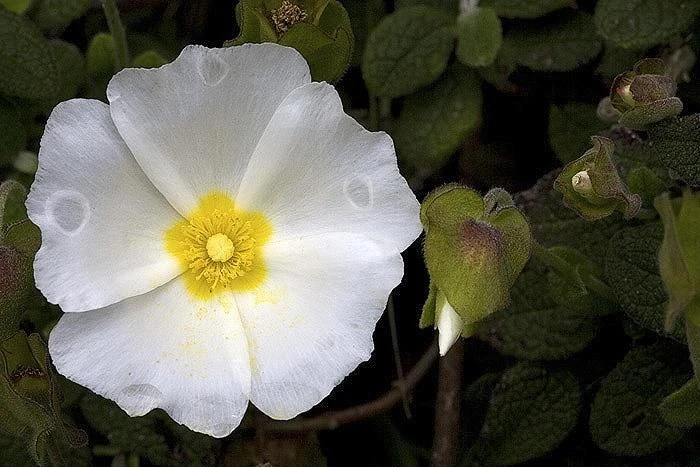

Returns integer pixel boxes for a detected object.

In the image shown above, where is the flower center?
[271,0,307,34]
[206,233,235,262]
[165,191,272,299]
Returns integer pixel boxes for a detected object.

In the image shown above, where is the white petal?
[106,44,311,215]
[236,233,403,419]
[48,278,251,438]
[27,99,182,313]
[236,82,421,252]
[436,293,463,356]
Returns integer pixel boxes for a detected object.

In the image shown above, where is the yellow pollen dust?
[165,192,272,299]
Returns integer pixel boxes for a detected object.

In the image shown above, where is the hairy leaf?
[605,222,686,342]
[595,0,700,50]
[648,115,700,187]
[394,66,482,175]
[455,7,501,67]
[659,378,700,428]
[478,261,610,360]
[499,12,602,72]
[466,363,580,465]
[0,8,59,100]
[362,6,454,98]
[589,341,689,456]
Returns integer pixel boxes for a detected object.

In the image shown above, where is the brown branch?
[259,339,439,433]
[430,339,465,467]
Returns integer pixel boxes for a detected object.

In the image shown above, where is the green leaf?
[589,341,689,456]
[455,7,501,67]
[659,378,700,428]
[31,0,90,34]
[605,222,686,342]
[362,6,455,98]
[595,0,700,50]
[648,115,700,187]
[478,260,611,360]
[548,102,609,164]
[0,102,26,167]
[0,8,59,100]
[481,0,574,18]
[626,166,667,206]
[499,12,602,72]
[394,66,482,175]
[47,39,86,104]
[466,363,581,466]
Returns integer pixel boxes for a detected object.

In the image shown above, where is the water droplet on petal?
[343,175,374,210]
[46,190,90,236]
[197,53,229,86]
[120,383,163,410]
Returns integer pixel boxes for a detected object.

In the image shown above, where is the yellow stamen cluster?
[180,209,256,291]
[271,0,307,34]
[165,192,272,299]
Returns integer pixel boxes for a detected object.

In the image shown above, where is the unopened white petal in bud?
[435,291,463,356]
[571,170,593,195]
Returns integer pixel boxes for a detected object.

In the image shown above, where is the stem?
[387,295,411,418]
[101,0,130,71]
[260,340,439,432]
[430,338,464,467]
[531,240,616,302]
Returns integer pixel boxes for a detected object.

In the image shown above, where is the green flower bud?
[419,185,531,355]
[610,58,683,130]
[554,136,641,221]
[0,246,32,340]
[655,192,700,330]
[0,331,87,464]
[226,0,354,82]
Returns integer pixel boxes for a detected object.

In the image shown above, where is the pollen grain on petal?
[165,191,271,299]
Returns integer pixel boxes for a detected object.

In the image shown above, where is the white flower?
[27,44,421,438]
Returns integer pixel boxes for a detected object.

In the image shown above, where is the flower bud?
[226,0,354,82]
[554,136,641,221]
[0,246,32,340]
[610,58,683,130]
[0,332,87,464]
[419,185,531,355]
